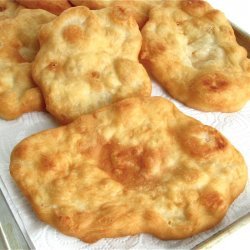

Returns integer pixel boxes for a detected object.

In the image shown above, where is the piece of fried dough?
[0,0,23,20]
[140,0,250,112]
[16,0,71,15]
[70,0,113,9]
[10,97,247,243]
[0,9,55,120]
[32,6,151,124]
[70,0,162,28]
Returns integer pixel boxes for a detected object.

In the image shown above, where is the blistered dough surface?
[10,97,247,243]
[141,0,250,112]
[0,8,55,120]
[70,0,163,28]
[32,6,151,123]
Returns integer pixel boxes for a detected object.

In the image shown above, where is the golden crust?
[69,0,163,28]
[0,64,45,120]
[10,97,247,243]
[0,0,23,20]
[32,6,151,124]
[16,0,71,15]
[0,8,55,120]
[70,0,113,9]
[140,0,250,112]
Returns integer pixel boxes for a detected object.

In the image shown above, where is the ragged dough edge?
[0,9,55,120]
[10,97,247,243]
[16,0,71,15]
[0,64,45,120]
[140,0,250,112]
[32,6,151,124]
[69,0,163,28]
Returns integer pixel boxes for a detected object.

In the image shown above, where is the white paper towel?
[0,80,250,250]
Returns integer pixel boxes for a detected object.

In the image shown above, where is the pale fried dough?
[70,0,163,28]
[140,0,250,112]
[32,6,151,124]
[16,0,71,15]
[0,9,55,120]
[10,97,247,243]
[0,0,23,19]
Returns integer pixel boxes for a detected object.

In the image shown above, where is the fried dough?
[140,0,250,112]
[70,0,113,9]
[32,6,151,124]
[16,0,71,15]
[0,0,23,19]
[10,97,247,243]
[0,9,55,120]
[70,0,162,28]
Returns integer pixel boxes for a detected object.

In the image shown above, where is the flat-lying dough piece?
[140,0,250,112]
[32,6,151,124]
[0,0,23,20]
[0,9,55,120]
[16,0,71,15]
[70,0,163,28]
[10,97,247,243]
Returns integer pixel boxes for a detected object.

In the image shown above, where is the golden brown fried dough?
[140,0,250,112]
[70,0,163,28]
[10,97,247,243]
[0,9,55,120]
[0,0,23,20]
[16,0,71,15]
[70,0,113,9]
[32,6,151,124]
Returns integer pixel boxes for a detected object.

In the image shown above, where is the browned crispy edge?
[9,97,248,242]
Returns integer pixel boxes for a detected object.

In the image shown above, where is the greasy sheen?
[140,0,250,112]
[16,0,71,15]
[10,97,247,243]
[32,6,151,124]
[0,9,55,120]
[70,0,163,28]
